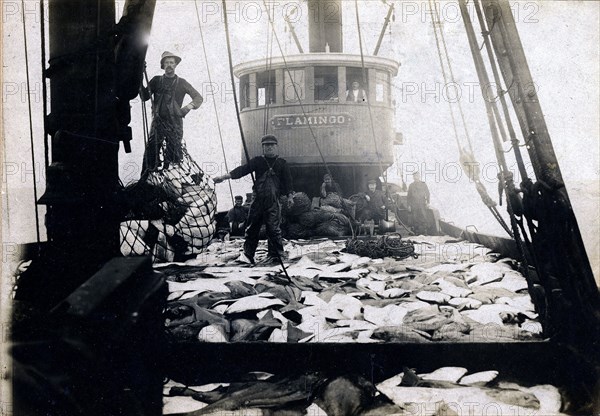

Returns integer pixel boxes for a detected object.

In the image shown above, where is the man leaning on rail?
[214,135,294,265]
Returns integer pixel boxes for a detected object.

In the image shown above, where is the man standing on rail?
[214,135,295,265]
[140,51,203,172]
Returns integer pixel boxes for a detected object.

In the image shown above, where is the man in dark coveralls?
[407,172,431,234]
[227,195,249,237]
[141,51,204,171]
[214,135,294,265]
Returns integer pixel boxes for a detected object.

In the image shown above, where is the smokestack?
[308,0,343,53]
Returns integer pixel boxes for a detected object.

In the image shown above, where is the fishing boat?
[3,0,599,415]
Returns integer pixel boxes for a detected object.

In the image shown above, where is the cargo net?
[120,143,216,263]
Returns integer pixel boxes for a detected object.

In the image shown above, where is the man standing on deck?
[407,172,431,235]
[227,195,249,237]
[214,135,294,265]
[141,51,204,172]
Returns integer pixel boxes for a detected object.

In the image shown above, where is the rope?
[460,0,536,278]
[40,0,49,169]
[355,0,401,223]
[260,0,333,181]
[428,0,462,150]
[430,0,475,155]
[140,67,153,170]
[262,4,275,135]
[221,0,254,183]
[223,0,296,282]
[429,0,512,236]
[22,0,41,244]
[474,0,528,181]
[195,0,234,205]
[354,0,388,188]
[344,234,417,260]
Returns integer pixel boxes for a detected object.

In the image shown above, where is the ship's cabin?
[233,54,400,196]
[234,54,398,109]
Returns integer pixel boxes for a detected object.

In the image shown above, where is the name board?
[271,113,354,129]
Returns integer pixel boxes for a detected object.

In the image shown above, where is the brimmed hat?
[367,179,377,185]
[161,51,182,69]
[261,135,278,145]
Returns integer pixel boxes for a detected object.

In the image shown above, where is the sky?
[2,1,599,275]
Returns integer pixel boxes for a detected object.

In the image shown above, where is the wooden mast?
[479,0,600,341]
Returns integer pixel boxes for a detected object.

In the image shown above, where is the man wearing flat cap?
[214,135,294,265]
[141,51,204,171]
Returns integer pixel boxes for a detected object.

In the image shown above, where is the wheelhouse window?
[239,74,249,109]
[256,70,276,106]
[376,70,390,103]
[284,69,305,103]
[345,67,368,102]
[314,66,338,101]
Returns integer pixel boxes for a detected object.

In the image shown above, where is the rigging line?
[195,0,234,205]
[222,0,254,183]
[354,0,387,186]
[428,0,461,149]
[140,93,148,147]
[356,0,404,223]
[431,0,475,155]
[261,0,333,179]
[262,4,276,135]
[459,0,528,253]
[40,0,49,169]
[491,9,545,179]
[488,205,513,237]
[474,0,528,181]
[21,0,41,244]
[431,0,511,237]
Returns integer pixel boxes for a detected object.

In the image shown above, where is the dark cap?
[261,135,278,145]
[367,179,377,185]
[234,195,243,201]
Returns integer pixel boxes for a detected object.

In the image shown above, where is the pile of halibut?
[162,235,542,344]
[163,366,564,415]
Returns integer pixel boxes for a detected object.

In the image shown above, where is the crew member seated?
[320,173,343,199]
[346,81,367,103]
[318,173,357,218]
[227,195,249,237]
[357,179,390,235]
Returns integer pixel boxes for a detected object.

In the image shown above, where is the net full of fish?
[160,235,543,345]
[119,158,217,263]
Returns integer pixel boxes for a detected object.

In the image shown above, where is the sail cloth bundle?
[120,142,216,262]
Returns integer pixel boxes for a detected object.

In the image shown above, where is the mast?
[19,0,156,308]
[479,0,600,341]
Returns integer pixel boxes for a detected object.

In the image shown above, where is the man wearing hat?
[227,195,249,237]
[214,135,294,264]
[141,51,204,171]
